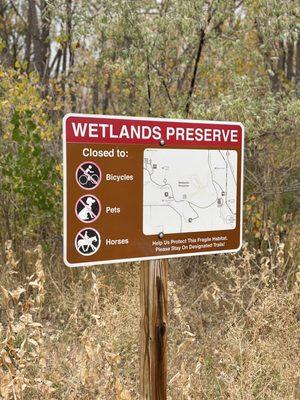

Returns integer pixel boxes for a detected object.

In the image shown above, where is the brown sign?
[63,114,244,267]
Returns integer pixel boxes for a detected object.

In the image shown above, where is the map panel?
[143,148,237,235]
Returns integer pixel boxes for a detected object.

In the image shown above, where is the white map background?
[143,148,237,235]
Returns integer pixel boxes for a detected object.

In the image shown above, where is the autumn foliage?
[0,0,299,399]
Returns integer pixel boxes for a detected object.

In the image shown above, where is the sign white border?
[63,113,244,268]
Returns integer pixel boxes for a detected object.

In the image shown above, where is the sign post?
[140,259,168,399]
[63,114,244,398]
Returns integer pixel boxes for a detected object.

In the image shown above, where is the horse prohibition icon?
[75,228,101,256]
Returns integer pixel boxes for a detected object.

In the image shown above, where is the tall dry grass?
[0,220,299,399]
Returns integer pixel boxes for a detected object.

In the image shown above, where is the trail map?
[143,148,237,235]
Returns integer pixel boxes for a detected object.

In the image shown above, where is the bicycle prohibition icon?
[76,161,102,190]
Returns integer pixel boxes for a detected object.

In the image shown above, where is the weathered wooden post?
[140,259,168,399]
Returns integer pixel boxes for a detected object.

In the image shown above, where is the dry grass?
[0,223,299,399]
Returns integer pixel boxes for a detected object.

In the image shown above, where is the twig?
[185,28,206,117]
[9,0,27,26]
[149,61,175,110]
[146,55,152,116]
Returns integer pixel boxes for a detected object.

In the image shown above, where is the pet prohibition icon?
[76,161,101,190]
[75,228,101,256]
[75,195,101,223]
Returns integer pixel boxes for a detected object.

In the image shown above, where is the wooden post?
[140,259,168,399]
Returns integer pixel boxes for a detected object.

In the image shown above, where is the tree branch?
[146,55,152,116]
[185,28,206,117]
[149,60,174,110]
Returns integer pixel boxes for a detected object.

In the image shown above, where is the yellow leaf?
[120,389,132,400]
